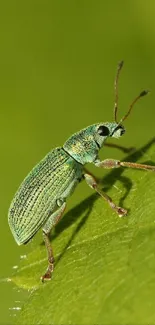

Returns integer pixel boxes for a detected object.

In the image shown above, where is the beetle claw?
[41,271,52,282]
[116,206,128,217]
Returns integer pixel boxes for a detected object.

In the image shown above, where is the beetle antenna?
[119,90,149,125]
[114,60,124,123]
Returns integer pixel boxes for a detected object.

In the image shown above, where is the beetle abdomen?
[8,147,82,245]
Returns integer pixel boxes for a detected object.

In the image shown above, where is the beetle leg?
[41,201,66,282]
[95,158,155,171]
[84,172,127,217]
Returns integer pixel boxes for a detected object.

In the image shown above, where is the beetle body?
[8,122,122,245]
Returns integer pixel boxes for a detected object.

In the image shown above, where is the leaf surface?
[12,138,155,324]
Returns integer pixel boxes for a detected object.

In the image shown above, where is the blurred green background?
[1,0,155,323]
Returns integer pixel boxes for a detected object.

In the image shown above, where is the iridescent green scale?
[8,147,83,245]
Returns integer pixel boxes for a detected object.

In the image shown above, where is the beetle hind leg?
[41,201,66,282]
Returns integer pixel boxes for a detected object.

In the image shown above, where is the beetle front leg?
[95,158,155,171]
[41,201,66,282]
[84,172,127,217]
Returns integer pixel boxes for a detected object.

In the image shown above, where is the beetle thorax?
[63,126,98,164]
[63,123,125,165]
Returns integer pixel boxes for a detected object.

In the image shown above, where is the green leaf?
[12,138,155,324]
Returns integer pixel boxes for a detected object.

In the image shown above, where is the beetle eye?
[98,125,110,136]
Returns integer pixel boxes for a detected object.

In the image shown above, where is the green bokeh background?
[1,1,155,323]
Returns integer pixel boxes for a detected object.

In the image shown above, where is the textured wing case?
[8,147,82,245]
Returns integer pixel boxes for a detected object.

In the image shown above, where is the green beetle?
[8,61,155,281]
